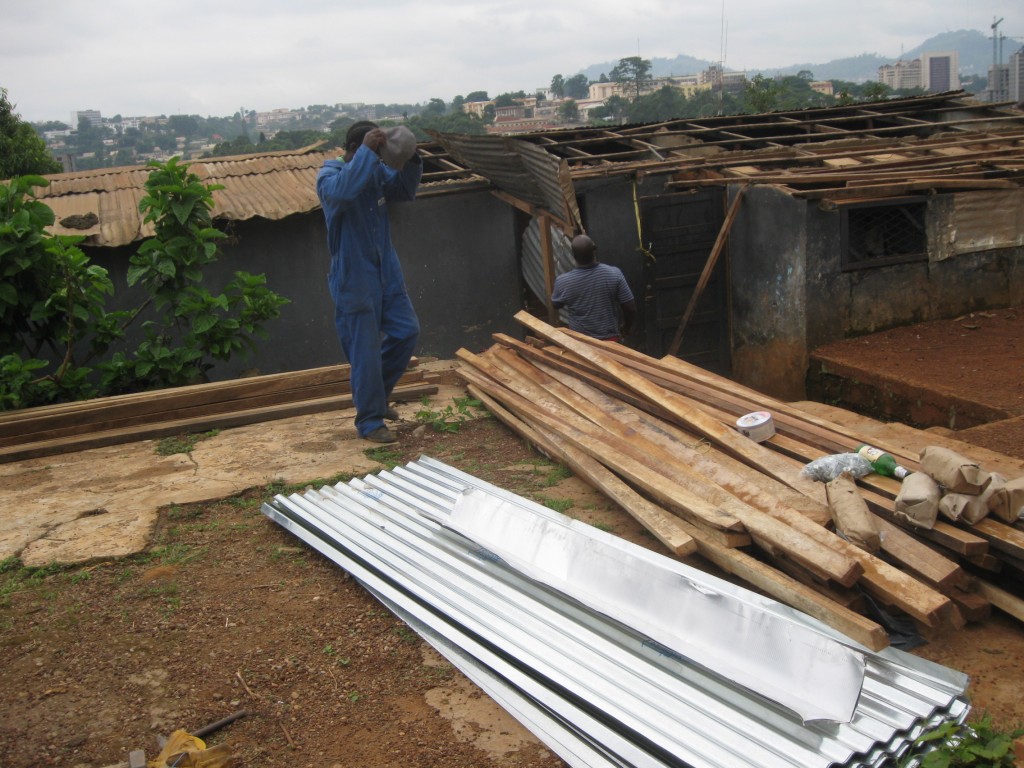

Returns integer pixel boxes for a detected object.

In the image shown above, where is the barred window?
[840,198,928,270]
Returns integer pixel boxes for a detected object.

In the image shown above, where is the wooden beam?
[667,186,745,356]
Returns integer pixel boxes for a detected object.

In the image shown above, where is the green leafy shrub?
[0,159,290,408]
[904,715,1024,768]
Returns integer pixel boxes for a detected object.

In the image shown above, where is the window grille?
[840,198,928,270]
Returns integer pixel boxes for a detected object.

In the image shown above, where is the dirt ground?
[2,310,1024,768]
[810,306,1024,459]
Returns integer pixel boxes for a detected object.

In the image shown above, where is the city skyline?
[2,1,1018,123]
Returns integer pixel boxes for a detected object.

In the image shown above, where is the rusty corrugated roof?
[23,92,1024,247]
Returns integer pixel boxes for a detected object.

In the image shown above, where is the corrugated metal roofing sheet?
[262,455,971,768]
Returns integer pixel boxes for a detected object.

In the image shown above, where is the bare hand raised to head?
[362,128,387,152]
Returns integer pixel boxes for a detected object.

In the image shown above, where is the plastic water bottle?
[856,444,910,480]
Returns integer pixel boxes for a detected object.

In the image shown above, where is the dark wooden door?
[639,190,731,375]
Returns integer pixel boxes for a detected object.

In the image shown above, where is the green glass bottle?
[856,444,910,479]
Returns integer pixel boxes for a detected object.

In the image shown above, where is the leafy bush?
[903,715,1024,768]
[0,159,289,408]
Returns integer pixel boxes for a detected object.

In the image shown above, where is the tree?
[861,81,891,102]
[609,56,653,101]
[743,74,782,114]
[168,114,200,138]
[550,75,565,99]
[1,89,61,178]
[422,98,447,118]
[626,86,687,123]
[465,91,490,102]
[563,74,590,100]
[558,99,579,123]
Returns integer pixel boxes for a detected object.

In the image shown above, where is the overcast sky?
[2,1,1019,123]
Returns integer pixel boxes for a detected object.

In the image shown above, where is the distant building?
[72,110,103,128]
[810,81,834,96]
[877,51,959,93]
[878,59,922,90]
[921,51,959,91]
[1011,47,1024,103]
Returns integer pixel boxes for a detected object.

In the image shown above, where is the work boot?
[385,406,400,421]
[364,426,397,444]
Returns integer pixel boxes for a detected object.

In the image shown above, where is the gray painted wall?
[85,189,526,383]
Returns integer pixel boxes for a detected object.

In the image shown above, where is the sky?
[1,1,1019,124]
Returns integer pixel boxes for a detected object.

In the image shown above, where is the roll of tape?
[735,411,775,442]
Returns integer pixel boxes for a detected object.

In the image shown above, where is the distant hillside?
[580,28,1000,85]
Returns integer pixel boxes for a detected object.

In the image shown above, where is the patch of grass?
[541,464,572,487]
[150,542,205,566]
[415,396,484,433]
[347,690,362,703]
[363,446,403,468]
[538,497,574,514]
[0,559,72,607]
[155,429,219,456]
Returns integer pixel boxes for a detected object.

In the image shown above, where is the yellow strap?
[631,178,656,263]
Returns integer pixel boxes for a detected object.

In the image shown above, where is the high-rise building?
[921,51,959,92]
[877,51,959,94]
[1009,47,1024,103]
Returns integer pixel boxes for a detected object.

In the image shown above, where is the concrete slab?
[2,365,468,567]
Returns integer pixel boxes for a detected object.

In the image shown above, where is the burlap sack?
[894,472,940,529]
[919,445,991,495]
[938,492,989,525]
[986,474,1024,523]
[825,471,881,553]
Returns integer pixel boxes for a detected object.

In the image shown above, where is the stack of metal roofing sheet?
[261,455,969,768]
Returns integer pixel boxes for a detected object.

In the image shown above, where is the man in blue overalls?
[316,121,422,443]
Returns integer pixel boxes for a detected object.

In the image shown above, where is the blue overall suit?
[316,145,423,438]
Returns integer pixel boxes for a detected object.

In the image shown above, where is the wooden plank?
[514,311,828,502]
[948,587,992,622]
[477,346,861,583]
[0,364,356,433]
[0,370,423,448]
[667,186,746,355]
[674,518,889,651]
[972,578,1024,623]
[0,382,438,464]
[967,518,1024,562]
[463,384,697,557]
[456,353,747,535]
[873,517,968,593]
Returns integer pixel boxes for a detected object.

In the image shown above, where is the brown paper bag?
[938,492,989,525]
[826,471,881,553]
[895,472,941,529]
[986,474,1024,523]
[919,445,991,494]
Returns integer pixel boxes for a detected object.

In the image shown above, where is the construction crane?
[991,16,1004,67]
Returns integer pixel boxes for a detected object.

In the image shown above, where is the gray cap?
[380,125,417,169]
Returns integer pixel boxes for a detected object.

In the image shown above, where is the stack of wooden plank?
[456,311,1024,651]
[0,362,437,464]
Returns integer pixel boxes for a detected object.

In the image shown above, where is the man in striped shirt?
[551,234,636,341]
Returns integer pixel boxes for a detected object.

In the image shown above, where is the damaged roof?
[28,91,1024,247]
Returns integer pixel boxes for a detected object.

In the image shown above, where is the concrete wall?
[730,185,1024,400]
[728,186,810,401]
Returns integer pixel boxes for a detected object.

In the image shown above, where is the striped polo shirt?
[551,262,634,339]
